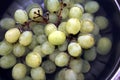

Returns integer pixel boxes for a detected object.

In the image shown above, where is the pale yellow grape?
[78,34,95,49]
[66,18,81,35]
[55,68,66,80]
[16,76,32,80]
[81,13,94,21]
[25,52,42,68]
[65,69,77,80]
[55,52,69,67]
[69,6,83,19]
[19,31,33,46]
[80,20,94,33]
[12,63,27,80]
[73,4,84,13]
[31,67,46,80]
[68,42,82,57]
[14,9,28,24]
[45,23,57,36]
[5,28,21,43]
[29,7,43,21]
[48,31,66,45]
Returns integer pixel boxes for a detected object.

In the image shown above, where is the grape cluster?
[0,0,112,80]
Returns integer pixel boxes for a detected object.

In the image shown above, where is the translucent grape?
[31,67,46,80]
[91,24,100,35]
[12,63,27,80]
[32,24,44,35]
[5,28,21,43]
[58,40,68,51]
[61,7,69,20]
[55,68,66,80]
[14,9,28,24]
[37,34,47,44]
[18,76,32,80]
[48,13,58,23]
[0,54,16,69]
[73,4,84,13]
[81,60,91,73]
[65,69,77,80]
[81,13,94,21]
[48,31,66,45]
[0,18,15,29]
[77,73,85,80]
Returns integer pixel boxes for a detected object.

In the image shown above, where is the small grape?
[73,4,84,13]
[18,76,32,80]
[55,68,66,80]
[58,40,68,51]
[61,7,69,20]
[65,69,77,80]
[91,24,100,35]
[5,28,21,43]
[81,13,94,21]
[81,60,91,73]
[14,9,28,24]
[48,13,58,23]
[37,34,47,44]
[77,73,85,80]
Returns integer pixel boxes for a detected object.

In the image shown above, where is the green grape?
[58,22,68,36]
[58,40,68,51]
[61,7,69,20]
[48,31,66,45]
[33,45,46,57]
[80,20,94,33]
[55,68,66,80]
[83,47,97,61]
[66,18,81,35]
[65,69,77,80]
[68,42,82,57]
[5,28,21,43]
[25,52,42,68]
[32,24,45,36]
[46,0,60,13]
[29,7,43,21]
[13,43,25,57]
[44,23,57,36]
[28,35,38,50]
[63,0,74,8]
[17,76,32,80]
[55,52,69,67]
[81,60,91,73]
[49,49,60,62]
[77,73,85,80]
[19,31,33,46]
[81,13,94,21]
[91,24,100,35]
[94,34,101,43]
[41,60,56,74]
[94,16,109,30]
[96,37,112,55]
[0,18,15,29]
[73,4,84,13]
[41,41,55,55]
[14,9,28,24]
[85,1,100,14]
[74,0,85,4]
[12,63,27,80]
[69,58,83,73]
[77,34,95,49]
[48,13,58,23]
[69,6,83,19]
[0,54,16,69]
[0,41,13,56]
[37,34,47,44]
[31,67,46,80]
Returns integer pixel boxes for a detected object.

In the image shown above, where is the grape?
[61,7,69,20]
[32,24,45,35]
[19,31,33,46]
[41,41,55,55]
[14,9,28,24]
[37,34,47,44]
[68,42,82,57]
[25,52,42,68]
[78,34,95,49]
[66,18,81,35]
[0,54,16,69]
[13,43,26,57]
[77,73,84,80]
[0,41,13,56]
[96,37,112,55]
[74,0,85,4]
[12,63,27,80]
[55,52,69,67]
[58,40,68,51]
[63,0,74,8]
[31,67,46,80]
[28,35,38,50]
[5,28,21,43]
[91,24,100,35]
[80,20,94,33]
[73,4,84,13]
[94,16,109,30]
[69,58,83,73]
[44,23,57,36]
[33,45,46,57]
[48,13,58,23]
[81,13,94,21]
[17,76,32,80]
[65,69,77,80]
[83,47,97,61]
[58,22,68,36]
[55,68,66,80]
[0,18,15,29]
[48,31,66,45]
[29,7,43,21]
[85,1,100,14]
[81,60,91,73]
[46,0,60,13]
[41,60,56,74]
[69,6,83,19]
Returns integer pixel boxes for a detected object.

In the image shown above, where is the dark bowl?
[0,0,120,80]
